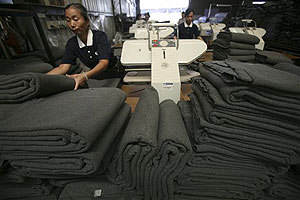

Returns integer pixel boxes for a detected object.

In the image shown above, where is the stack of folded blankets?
[213,32,260,62]
[107,87,192,200]
[176,60,300,199]
[0,72,132,199]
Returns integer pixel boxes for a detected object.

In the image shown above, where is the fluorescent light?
[252,1,266,4]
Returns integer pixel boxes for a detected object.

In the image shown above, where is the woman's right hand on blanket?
[66,74,87,90]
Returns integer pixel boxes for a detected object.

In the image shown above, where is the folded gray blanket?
[3,103,130,178]
[229,49,256,56]
[213,50,255,61]
[58,179,140,200]
[174,153,274,200]
[199,60,300,121]
[213,42,256,56]
[189,93,300,166]
[177,101,194,138]
[270,62,300,76]
[107,87,159,195]
[0,88,127,154]
[191,78,300,140]
[213,50,228,60]
[0,56,53,75]
[213,38,256,50]
[0,73,75,103]
[255,50,293,65]
[147,100,192,200]
[227,55,256,61]
[192,143,288,175]
[217,32,260,45]
[177,101,291,177]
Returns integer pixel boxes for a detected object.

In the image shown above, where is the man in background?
[177,11,185,25]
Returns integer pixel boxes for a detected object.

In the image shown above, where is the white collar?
[184,22,193,28]
[77,29,93,48]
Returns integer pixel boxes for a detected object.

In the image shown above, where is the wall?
[189,0,244,17]
[82,0,136,40]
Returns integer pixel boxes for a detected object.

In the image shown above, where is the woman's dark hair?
[65,3,89,21]
[185,8,194,17]
[136,13,142,19]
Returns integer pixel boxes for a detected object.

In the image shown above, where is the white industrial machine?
[199,21,226,41]
[122,23,207,103]
[229,19,266,50]
[129,20,174,39]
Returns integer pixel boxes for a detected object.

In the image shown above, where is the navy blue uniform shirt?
[61,29,111,69]
[176,22,200,39]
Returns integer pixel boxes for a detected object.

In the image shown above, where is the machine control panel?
[152,39,175,47]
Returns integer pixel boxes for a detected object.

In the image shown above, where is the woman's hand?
[66,73,87,90]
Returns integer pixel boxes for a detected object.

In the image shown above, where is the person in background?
[144,12,150,22]
[47,3,111,90]
[136,13,142,21]
[177,11,185,25]
[174,8,203,40]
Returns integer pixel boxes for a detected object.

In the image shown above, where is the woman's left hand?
[66,73,87,90]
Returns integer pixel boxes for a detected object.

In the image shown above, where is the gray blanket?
[2,103,130,178]
[255,50,293,65]
[0,73,75,103]
[189,93,300,166]
[227,55,256,61]
[58,179,141,200]
[229,49,256,56]
[0,56,53,75]
[199,60,300,121]
[0,88,127,154]
[147,100,192,200]
[213,38,256,50]
[174,153,275,200]
[107,87,159,195]
[213,42,256,56]
[177,101,194,138]
[213,50,255,62]
[217,32,260,45]
[270,62,300,76]
[191,77,300,139]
